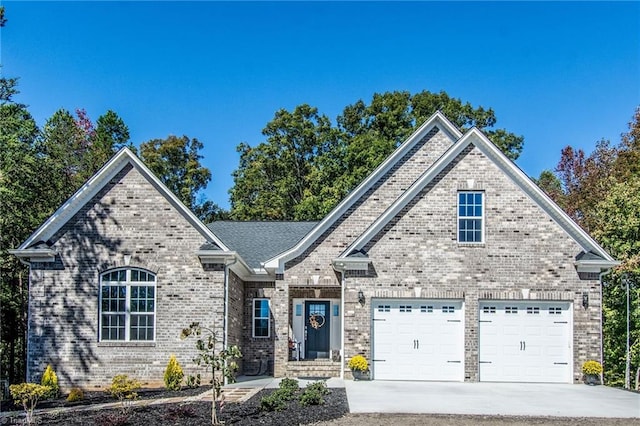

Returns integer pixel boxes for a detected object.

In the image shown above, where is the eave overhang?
[9,248,57,263]
[332,257,372,272]
[574,259,620,274]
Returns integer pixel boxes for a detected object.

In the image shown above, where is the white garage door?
[479,301,572,383]
[372,299,464,381]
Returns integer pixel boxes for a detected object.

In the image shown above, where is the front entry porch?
[286,287,342,377]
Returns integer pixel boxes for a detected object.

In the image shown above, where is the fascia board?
[469,129,616,263]
[18,147,230,252]
[341,127,616,264]
[263,112,462,270]
[8,248,57,262]
[342,131,474,256]
[18,149,132,249]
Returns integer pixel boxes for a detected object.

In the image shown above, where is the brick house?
[12,112,617,389]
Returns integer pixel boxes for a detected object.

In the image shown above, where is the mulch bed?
[3,387,349,425]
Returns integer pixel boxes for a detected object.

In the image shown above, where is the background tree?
[0,78,46,384]
[230,90,524,220]
[540,107,640,387]
[140,135,226,221]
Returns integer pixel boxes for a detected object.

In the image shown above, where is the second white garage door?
[479,301,572,383]
[372,299,464,381]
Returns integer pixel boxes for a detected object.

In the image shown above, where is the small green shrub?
[185,374,201,389]
[260,389,289,412]
[299,381,329,406]
[163,354,184,391]
[347,354,368,372]
[66,387,84,402]
[582,360,603,375]
[279,377,299,392]
[41,364,59,399]
[9,383,51,425]
[105,374,141,413]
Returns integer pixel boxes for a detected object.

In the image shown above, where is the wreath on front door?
[308,313,325,329]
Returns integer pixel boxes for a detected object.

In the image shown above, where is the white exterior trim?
[17,147,230,252]
[341,128,616,265]
[263,111,462,273]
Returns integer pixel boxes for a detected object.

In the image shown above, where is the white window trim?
[99,268,157,342]
[457,191,485,244]
[252,298,271,338]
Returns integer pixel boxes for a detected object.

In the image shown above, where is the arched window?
[99,268,156,341]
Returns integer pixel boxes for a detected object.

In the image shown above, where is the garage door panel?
[479,301,572,383]
[373,299,464,381]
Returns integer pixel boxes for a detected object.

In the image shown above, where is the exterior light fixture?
[358,290,365,306]
[582,292,589,309]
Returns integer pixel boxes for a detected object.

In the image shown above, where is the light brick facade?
[18,114,613,388]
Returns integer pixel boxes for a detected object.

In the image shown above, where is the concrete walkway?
[345,380,640,418]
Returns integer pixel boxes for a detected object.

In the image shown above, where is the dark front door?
[305,301,330,359]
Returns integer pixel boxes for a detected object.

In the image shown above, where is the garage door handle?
[373,318,386,321]
[447,360,461,363]
[373,359,386,362]
[479,320,492,323]
[554,362,568,365]
[554,321,568,324]
[479,361,492,364]
[447,320,461,322]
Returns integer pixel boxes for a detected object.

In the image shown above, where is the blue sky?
[2,1,639,209]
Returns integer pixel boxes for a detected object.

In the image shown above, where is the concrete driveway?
[345,381,640,418]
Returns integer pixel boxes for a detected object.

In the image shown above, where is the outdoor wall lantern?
[358,290,365,306]
[582,292,589,309]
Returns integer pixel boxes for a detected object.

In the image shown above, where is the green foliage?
[185,373,201,389]
[230,90,523,221]
[546,107,640,388]
[259,388,291,412]
[582,360,603,375]
[180,322,242,424]
[41,364,59,398]
[347,354,368,372]
[279,377,299,392]
[66,387,84,402]
[299,381,329,406]
[105,374,141,413]
[9,383,51,424]
[164,354,185,391]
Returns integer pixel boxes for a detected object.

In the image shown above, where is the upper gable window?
[100,268,156,342]
[458,192,484,243]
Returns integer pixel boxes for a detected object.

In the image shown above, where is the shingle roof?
[206,221,318,269]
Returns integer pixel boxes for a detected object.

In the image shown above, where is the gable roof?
[338,127,617,268]
[14,147,229,253]
[207,221,318,270]
[263,111,463,273]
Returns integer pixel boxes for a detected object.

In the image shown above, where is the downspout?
[340,270,346,379]
[19,257,32,383]
[223,257,237,385]
[599,268,612,381]
[223,257,238,350]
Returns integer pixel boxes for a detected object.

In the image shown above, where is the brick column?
[272,279,290,377]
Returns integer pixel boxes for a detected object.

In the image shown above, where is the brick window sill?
[97,342,156,348]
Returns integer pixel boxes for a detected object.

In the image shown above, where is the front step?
[285,360,342,378]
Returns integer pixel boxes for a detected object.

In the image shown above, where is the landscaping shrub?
[95,412,130,426]
[105,374,141,413]
[163,354,185,391]
[66,387,84,402]
[259,389,289,412]
[299,381,329,406]
[582,360,604,375]
[279,377,299,392]
[41,364,59,399]
[185,373,201,389]
[164,403,196,420]
[9,383,51,425]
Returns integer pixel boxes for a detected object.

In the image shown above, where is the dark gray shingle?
[206,221,318,269]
